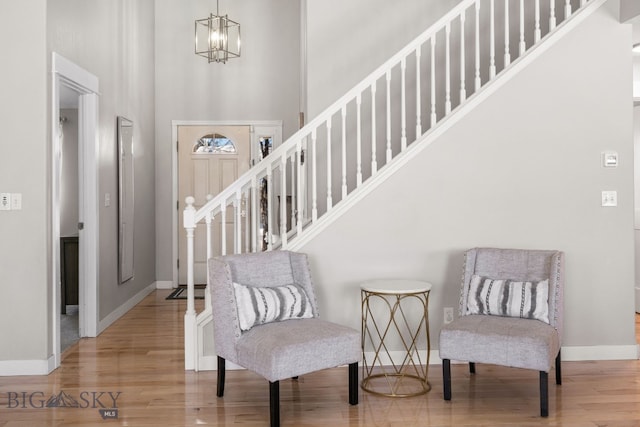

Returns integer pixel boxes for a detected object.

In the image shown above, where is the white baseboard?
[0,358,52,376]
[155,281,174,290]
[561,345,639,361]
[97,283,156,334]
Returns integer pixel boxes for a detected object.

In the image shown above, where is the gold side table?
[360,279,432,397]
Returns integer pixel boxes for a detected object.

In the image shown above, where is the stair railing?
[183,0,592,370]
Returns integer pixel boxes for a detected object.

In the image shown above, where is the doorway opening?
[51,53,99,369]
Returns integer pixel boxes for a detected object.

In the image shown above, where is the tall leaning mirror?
[117,116,134,283]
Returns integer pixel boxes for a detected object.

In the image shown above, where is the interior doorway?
[58,98,80,352]
[51,53,100,369]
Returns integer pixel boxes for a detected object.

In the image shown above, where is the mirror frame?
[117,116,134,284]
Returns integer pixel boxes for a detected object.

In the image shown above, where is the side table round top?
[360,279,432,295]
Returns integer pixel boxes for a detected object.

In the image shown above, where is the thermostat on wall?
[602,151,618,168]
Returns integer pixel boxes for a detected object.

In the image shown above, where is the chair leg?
[216,356,226,398]
[348,362,358,405]
[469,362,476,374]
[270,381,280,427]
[443,359,451,401]
[555,350,562,385]
[540,371,549,417]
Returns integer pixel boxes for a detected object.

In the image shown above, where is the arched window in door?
[193,133,237,154]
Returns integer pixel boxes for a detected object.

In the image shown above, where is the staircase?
[183,0,602,370]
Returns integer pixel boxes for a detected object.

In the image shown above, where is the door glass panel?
[193,133,236,154]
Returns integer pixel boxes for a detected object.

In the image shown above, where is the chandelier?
[195,0,241,64]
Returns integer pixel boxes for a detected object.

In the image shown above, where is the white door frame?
[51,53,100,369]
[171,120,283,287]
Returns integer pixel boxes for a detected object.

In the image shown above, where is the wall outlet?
[444,307,454,324]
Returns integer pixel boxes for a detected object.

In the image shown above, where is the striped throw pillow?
[466,275,549,324]
[233,282,314,331]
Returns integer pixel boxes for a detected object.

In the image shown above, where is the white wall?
[301,0,636,353]
[305,0,461,118]
[154,0,301,283]
[0,0,49,363]
[47,1,157,323]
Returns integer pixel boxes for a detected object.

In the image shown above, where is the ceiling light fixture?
[195,0,241,64]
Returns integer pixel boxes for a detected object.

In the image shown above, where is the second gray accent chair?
[208,250,360,427]
[439,247,564,417]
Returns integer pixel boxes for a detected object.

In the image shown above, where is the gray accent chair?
[439,247,564,417]
[208,250,360,427]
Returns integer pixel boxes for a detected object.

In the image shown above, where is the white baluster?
[296,140,303,236]
[235,190,241,254]
[206,194,214,309]
[519,0,526,56]
[356,95,363,186]
[550,0,556,30]
[183,196,196,370]
[267,164,273,250]
[326,117,333,210]
[183,196,196,318]
[445,23,451,114]
[243,191,249,253]
[490,0,496,78]
[341,106,348,199]
[565,0,571,18]
[460,11,466,103]
[430,37,437,127]
[250,176,257,252]
[311,130,317,222]
[475,1,481,92]
[386,70,392,163]
[205,194,213,260]
[280,154,288,247]
[371,82,378,174]
[220,199,227,256]
[205,194,213,310]
[416,46,423,135]
[289,154,296,231]
[534,0,541,43]
[400,58,407,151]
[504,0,511,67]
[580,0,586,6]
[240,188,251,253]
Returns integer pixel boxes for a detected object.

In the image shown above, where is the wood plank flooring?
[0,290,639,426]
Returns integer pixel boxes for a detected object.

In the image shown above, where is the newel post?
[183,196,197,370]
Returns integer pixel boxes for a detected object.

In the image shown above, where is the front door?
[177,125,251,284]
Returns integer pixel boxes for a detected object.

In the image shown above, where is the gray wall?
[0,0,49,362]
[154,0,301,283]
[47,1,157,323]
[621,0,640,22]
[305,0,460,118]
[301,1,636,351]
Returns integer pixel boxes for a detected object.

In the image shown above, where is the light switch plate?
[11,193,21,210]
[0,193,10,211]
[602,151,619,168]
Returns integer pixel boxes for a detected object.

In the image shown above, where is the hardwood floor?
[1,291,639,426]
